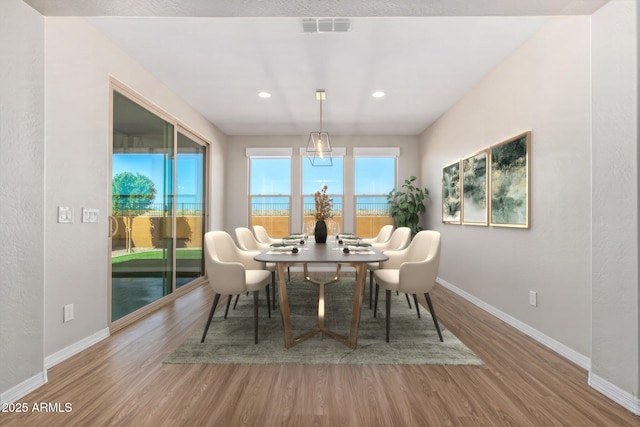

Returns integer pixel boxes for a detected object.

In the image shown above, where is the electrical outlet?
[82,208,99,223]
[529,291,537,307]
[63,304,74,322]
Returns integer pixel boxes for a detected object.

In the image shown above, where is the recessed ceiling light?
[372,91,385,98]
[258,91,271,98]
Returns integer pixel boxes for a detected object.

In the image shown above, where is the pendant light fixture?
[306,89,333,166]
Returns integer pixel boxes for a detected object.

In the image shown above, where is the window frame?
[247,149,293,237]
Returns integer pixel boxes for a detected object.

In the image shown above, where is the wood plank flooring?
[2,275,638,426]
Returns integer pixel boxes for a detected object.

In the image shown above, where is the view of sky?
[114,154,396,205]
[250,156,396,195]
[113,153,204,204]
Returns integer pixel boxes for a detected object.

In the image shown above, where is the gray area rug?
[165,277,483,365]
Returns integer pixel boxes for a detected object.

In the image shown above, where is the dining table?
[254,235,388,349]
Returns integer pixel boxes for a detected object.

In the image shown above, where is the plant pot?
[314,220,328,243]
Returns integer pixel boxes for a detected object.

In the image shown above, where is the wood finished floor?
[2,274,638,427]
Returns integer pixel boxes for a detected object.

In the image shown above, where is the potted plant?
[314,185,333,243]
[387,176,429,236]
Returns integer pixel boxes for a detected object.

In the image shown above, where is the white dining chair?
[367,227,412,309]
[361,224,394,244]
[253,225,280,244]
[373,230,443,342]
[236,226,277,310]
[253,224,296,282]
[200,231,272,344]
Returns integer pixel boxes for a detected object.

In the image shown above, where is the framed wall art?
[442,160,461,224]
[489,131,530,228]
[462,150,488,226]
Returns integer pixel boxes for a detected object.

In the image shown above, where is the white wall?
[225,135,420,235]
[43,17,227,357]
[0,0,46,399]
[419,17,592,357]
[591,0,639,398]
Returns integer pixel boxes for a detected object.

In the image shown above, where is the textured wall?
[419,17,592,357]
[44,17,226,356]
[591,0,639,396]
[0,0,45,396]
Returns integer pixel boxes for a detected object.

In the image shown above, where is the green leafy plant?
[387,176,429,236]
[112,172,156,215]
[112,172,156,253]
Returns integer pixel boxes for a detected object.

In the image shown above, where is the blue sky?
[114,154,396,202]
[250,157,396,195]
[113,153,203,203]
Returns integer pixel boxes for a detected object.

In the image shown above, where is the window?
[249,155,291,237]
[354,148,398,237]
[302,156,343,234]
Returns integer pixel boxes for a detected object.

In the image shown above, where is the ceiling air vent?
[318,18,333,33]
[302,18,352,33]
[333,18,351,32]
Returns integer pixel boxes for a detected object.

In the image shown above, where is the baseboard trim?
[0,370,48,404]
[417,278,640,416]
[437,277,591,370]
[44,327,110,369]
[589,372,640,415]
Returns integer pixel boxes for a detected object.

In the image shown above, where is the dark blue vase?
[314,220,328,243]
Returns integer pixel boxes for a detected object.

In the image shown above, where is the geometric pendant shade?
[306,90,333,166]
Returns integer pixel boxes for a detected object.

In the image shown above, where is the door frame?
[108,78,209,333]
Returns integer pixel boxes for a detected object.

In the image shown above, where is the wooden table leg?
[347,263,366,348]
[279,261,367,350]
[276,262,293,348]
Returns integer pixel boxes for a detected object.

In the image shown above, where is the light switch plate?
[58,206,73,223]
[82,208,99,223]
[529,290,538,307]
[63,304,74,322]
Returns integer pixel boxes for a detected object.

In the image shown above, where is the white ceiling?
[25,0,609,136]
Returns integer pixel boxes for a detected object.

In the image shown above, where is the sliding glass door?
[176,131,206,288]
[110,88,207,323]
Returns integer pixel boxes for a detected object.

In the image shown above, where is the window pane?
[111,91,174,322]
[354,157,395,237]
[251,158,291,195]
[176,132,206,289]
[354,157,395,194]
[250,157,291,236]
[302,157,343,194]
